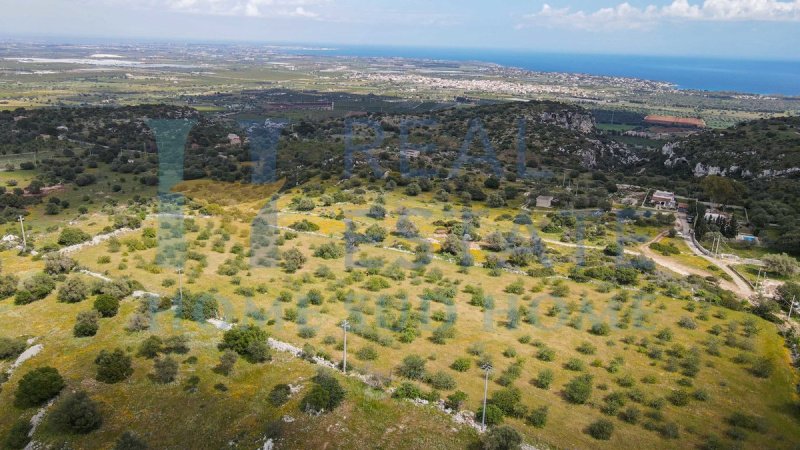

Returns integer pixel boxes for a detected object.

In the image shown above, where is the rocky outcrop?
[537,110,595,133]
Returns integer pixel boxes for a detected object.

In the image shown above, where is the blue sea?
[299,45,800,96]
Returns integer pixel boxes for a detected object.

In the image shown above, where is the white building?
[651,190,676,209]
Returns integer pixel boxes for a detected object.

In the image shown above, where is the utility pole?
[18,216,26,251]
[755,268,763,292]
[480,363,493,431]
[789,296,797,321]
[341,320,350,374]
[176,268,183,303]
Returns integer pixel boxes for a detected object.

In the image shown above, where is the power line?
[480,363,493,431]
[341,320,350,374]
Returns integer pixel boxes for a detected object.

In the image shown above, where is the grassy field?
[2,178,798,449]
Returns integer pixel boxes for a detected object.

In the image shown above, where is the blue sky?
[2,0,800,59]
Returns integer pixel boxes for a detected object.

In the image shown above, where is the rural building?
[644,115,706,129]
[400,149,421,158]
[651,190,676,209]
[736,234,759,244]
[536,195,554,208]
[227,133,241,145]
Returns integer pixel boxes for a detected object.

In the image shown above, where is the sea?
[299,45,800,96]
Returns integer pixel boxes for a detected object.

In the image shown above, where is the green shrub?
[620,406,641,424]
[667,389,690,406]
[57,277,89,303]
[137,336,163,359]
[587,418,614,440]
[397,355,426,380]
[450,357,471,372]
[298,326,317,339]
[576,342,597,355]
[95,349,133,383]
[392,382,423,400]
[0,337,26,360]
[533,368,554,389]
[444,390,468,410]
[750,357,774,378]
[527,405,549,428]
[476,404,504,426]
[590,322,611,336]
[93,294,120,317]
[151,356,178,384]
[426,371,457,390]
[564,375,593,404]
[58,227,90,246]
[218,325,270,363]
[564,358,585,371]
[74,310,100,337]
[482,425,521,449]
[727,412,766,433]
[14,367,65,408]
[268,383,292,406]
[356,346,378,361]
[215,350,238,376]
[536,347,556,361]
[49,391,103,433]
[300,370,345,413]
[3,420,31,449]
[114,431,148,450]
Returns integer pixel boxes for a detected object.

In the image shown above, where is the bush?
[58,227,90,246]
[94,294,120,317]
[564,375,593,404]
[57,277,89,303]
[482,425,522,450]
[576,342,597,355]
[151,356,178,383]
[0,274,18,299]
[590,322,611,336]
[14,366,65,408]
[0,337,26,360]
[536,347,556,361]
[314,242,345,259]
[490,387,523,417]
[397,354,426,380]
[218,325,270,363]
[620,406,641,424]
[74,310,100,337]
[533,368,554,389]
[587,419,614,440]
[19,273,56,303]
[445,390,468,411]
[451,357,471,372]
[476,403,504,427]
[114,431,148,450]
[527,406,548,428]
[727,412,767,432]
[174,291,219,322]
[356,346,378,361]
[49,391,103,433]
[667,389,690,406]
[281,248,306,273]
[215,350,238,376]
[392,382,423,400]
[95,349,133,383]
[137,336,163,358]
[300,370,345,413]
[427,371,457,390]
[750,357,774,378]
[3,420,31,449]
[564,358,585,371]
[678,316,697,330]
[268,383,292,406]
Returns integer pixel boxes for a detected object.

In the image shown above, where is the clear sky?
[2,0,800,59]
